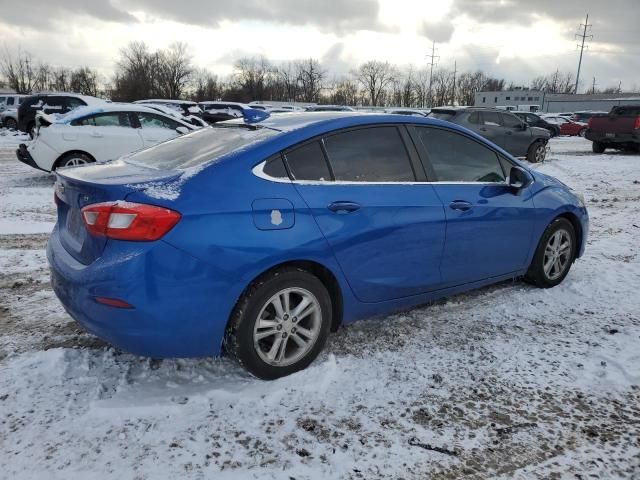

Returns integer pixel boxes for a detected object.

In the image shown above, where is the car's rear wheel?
[526,140,547,163]
[4,118,17,130]
[225,267,332,380]
[592,141,606,153]
[525,218,576,288]
[578,128,587,137]
[56,152,95,170]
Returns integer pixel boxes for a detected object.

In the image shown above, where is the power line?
[574,13,593,94]
[426,41,439,107]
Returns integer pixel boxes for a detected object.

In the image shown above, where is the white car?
[17,104,200,172]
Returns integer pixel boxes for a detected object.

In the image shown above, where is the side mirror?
[508,166,533,190]
[175,126,190,135]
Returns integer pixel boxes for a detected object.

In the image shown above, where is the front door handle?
[449,200,472,211]
[90,132,104,138]
[479,127,488,132]
[328,201,361,213]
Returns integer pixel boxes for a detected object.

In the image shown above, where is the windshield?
[124,126,278,170]
[428,110,457,121]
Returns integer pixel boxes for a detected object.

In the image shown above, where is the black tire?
[4,118,17,130]
[592,141,605,153]
[525,218,576,288]
[526,140,547,163]
[578,128,587,138]
[225,267,332,380]
[55,152,95,170]
[27,122,35,139]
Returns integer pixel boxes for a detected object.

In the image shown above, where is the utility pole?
[591,76,597,94]
[426,41,439,107]
[451,60,457,106]
[574,13,592,94]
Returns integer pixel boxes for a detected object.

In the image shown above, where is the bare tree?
[157,42,193,99]
[0,47,38,93]
[329,77,359,106]
[296,58,326,103]
[233,56,271,102]
[191,68,221,101]
[354,60,396,106]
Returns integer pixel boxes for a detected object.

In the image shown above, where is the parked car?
[145,103,208,128]
[570,111,608,123]
[133,99,204,125]
[384,108,428,117]
[16,104,198,172]
[47,112,588,380]
[542,116,588,137]
[17,93,106,137]
[428,107,550,162]
[248,103,273,111]
[513,111,560,137]
[585,105,640,153]
[1,94,28,129]
[199,101,247,123]
[306,105,355,112]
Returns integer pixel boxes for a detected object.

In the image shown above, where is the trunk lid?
[55,160,181,265]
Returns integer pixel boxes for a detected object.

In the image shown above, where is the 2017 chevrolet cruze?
[47,112,588,379]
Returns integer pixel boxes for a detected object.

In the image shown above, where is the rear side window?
[323,127,415,182]
[284,141,331,181]
[6,97,14,106]
[262,155,289,180]
[468,112,481,124]
[612,107,640,116]
[72,112,132,127]
[66,97,87,109]
[415,127,505,183]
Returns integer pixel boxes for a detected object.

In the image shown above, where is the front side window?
[501,113,522,128]
[284,141,331,181]
[415,127,505,183]
[323,127,415,182]
[137,112,181,130]
[6,97,14,106]
[482,111,502,126]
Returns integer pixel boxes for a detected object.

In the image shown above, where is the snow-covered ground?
[0,135,639,479]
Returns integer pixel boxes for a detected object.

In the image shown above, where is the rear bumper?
[47,226,234,358]
[585,130,640,145]
[16,144,49,173]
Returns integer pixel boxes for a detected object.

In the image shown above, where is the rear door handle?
[90,132,104,138]
[449,200,472,211]
[328,201,361,213]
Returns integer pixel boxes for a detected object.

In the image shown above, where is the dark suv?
[428,107,551,162]
[513,112,560,137]
[17,93,104,137]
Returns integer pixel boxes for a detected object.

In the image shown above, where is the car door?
[411,126,536,287]
[287,126,447,303]
[136,112,183,147]
[476,111,506,149]
[501,112,531,157]
[71,112,144,161]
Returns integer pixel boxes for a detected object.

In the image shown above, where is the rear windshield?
[611,107,640,116]
[124,126,278,170]
[428,110,457,121]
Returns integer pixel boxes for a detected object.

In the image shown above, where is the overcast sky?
[1,0,638,92]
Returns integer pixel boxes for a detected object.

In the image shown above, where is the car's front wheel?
[578,128,587,137]
[526,140,547,163]
[4,118,17,130]
[592,141,606,153]
[525,218,576,288]
[225,267,332,380]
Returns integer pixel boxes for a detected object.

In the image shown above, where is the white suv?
[17,104,200,172]
[0,94,27,129]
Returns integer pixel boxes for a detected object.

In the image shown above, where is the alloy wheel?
[253,287,322,367]
[543,229,572,281]
[535,144,546,162]
[64,157,89,167]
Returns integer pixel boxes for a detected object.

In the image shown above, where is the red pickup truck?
[585,105,640,153]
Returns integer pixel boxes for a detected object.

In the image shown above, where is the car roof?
[25,93,106,105]
[135,99,197,106]
[199,101,247,107]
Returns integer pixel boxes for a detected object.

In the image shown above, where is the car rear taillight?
[634,116,640,130]
[81,201,181,241]
[587,118,593,129]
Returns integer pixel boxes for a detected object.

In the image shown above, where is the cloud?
[115,0,381,34]
[0,0,136,28]
[419,20,455,43]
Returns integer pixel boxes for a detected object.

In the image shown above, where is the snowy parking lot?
[0,135,639,479]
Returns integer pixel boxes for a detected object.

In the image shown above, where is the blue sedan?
[47,112,588,379]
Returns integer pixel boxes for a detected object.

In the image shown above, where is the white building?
[474,90,543,110]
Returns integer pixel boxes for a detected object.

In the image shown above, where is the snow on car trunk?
[0,136,639,479]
